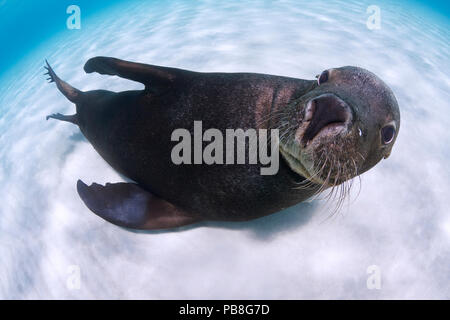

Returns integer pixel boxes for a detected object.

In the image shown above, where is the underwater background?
[0,0,449,298]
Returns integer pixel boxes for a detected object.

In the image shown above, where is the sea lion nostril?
[302,94,350,144]
[304,100,315,121]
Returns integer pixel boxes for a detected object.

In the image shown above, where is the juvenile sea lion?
[45,57,400,230]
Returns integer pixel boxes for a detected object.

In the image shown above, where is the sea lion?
[44,57,400,230]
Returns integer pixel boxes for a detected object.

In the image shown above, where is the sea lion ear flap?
[384,149,392,159]
[76,180,199,230]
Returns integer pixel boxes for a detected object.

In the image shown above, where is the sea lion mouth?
[279,93,354,185]
[301,93,352,146]
[280,146,319,183]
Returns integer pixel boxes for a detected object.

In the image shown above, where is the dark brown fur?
[77,72,318,221]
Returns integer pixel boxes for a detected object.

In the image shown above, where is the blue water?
[0,0,123,73]
[0,0,448,76]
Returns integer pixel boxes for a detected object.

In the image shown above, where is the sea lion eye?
[318,70,329,85]
[381,124,395,144]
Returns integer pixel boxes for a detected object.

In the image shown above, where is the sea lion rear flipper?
[83,56,185,93]
[76,180,199,230]
[45,60,82,103]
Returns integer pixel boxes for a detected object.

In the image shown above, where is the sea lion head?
[279,66,400,188]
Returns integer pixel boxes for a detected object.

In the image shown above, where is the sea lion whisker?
[279,127,293,142]
[256,109,290,127]
[342,158,360,206]
[309,158,333,201]
[322,159,343,212]
[306,157,327,182]
[323,181,345,222]
[357,152,366,161]
[292,156,327,191]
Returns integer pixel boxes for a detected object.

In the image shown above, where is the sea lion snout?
[301,93,352,146]
[279,66,400,189]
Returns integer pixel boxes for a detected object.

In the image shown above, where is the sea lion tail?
[44,59,83,103]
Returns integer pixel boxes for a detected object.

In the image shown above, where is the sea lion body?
[78,73,316,221]
[44,57,400,230]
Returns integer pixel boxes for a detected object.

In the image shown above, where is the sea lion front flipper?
[83,56,186,93]
[76,180,199,230]
[46,113,78,124]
